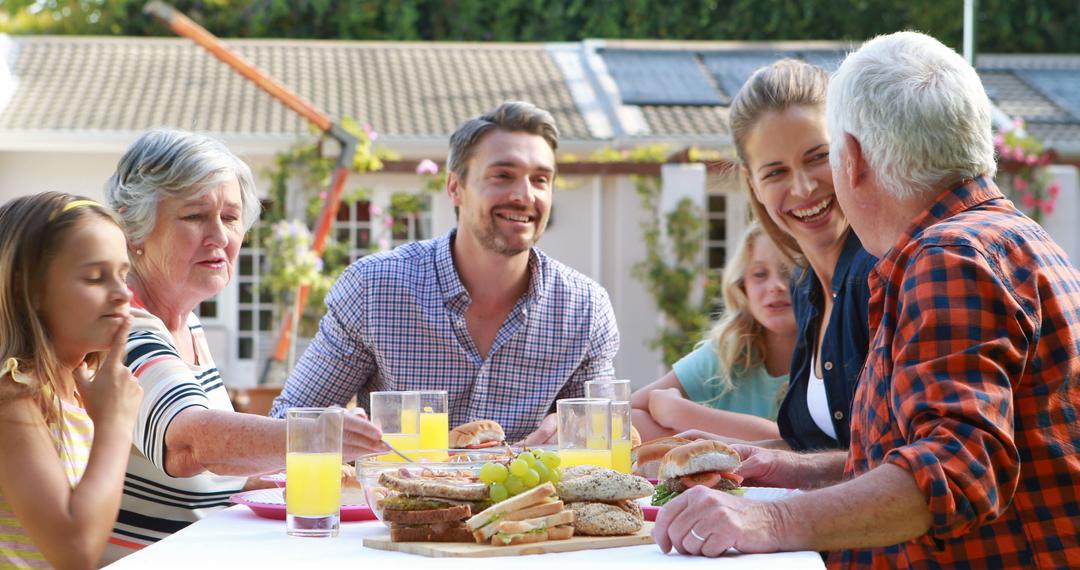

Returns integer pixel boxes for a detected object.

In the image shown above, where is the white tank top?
[807,354,838,440]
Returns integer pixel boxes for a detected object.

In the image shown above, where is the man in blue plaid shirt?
[270,101,619,443]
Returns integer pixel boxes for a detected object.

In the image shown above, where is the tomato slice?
[679,471,743,489]
[719,471,744,485]
[466,440,503,449]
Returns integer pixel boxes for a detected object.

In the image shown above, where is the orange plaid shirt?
[831,176,1080,568]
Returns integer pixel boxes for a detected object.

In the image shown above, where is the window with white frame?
[706,192,728,272]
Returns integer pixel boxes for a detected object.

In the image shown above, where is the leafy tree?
[1,0,1075,53]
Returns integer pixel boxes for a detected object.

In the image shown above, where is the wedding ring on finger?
[690,528,706,542]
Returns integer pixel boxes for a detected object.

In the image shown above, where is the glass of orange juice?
[558,398,612,469]
[370,392,420,462]
[286,407,344,537]
[414,391,449,461]
[585,380,633,473]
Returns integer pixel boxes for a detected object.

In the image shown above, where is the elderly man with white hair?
[653,31,1080,568]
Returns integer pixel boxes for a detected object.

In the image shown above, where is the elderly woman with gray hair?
[100,128,385,563]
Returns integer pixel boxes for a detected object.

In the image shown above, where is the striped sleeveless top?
[0,398,94,569]
[101,304,244,565]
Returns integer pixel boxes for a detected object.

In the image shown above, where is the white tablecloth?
[104,506,826,569]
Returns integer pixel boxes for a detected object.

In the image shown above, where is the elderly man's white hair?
[826,31,997,199]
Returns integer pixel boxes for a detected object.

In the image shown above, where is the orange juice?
[611,439,632,473]
[400,408,419,434]
[285,451,341,516]
[379,433,419,462]
[418,411,449,461]
[560,448,612,469]
[612,414,625,439]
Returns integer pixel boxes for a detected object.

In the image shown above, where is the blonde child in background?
[631,222,796,442]
[0,193,143,569]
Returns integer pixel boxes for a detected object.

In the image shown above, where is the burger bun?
[657,440,740,481]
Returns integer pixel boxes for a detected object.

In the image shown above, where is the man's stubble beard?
[471,210,548,258]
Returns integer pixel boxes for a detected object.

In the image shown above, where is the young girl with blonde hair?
[0,192,142,568]
[631,222,797,441]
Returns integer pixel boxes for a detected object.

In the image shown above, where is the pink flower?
[415,159,439,175]
[1021,194,1038,208]
[1048,183,1061,198]
[363,124,378,142]
[1041,201,1055,216]
[1013,147,1026,162]
[1014,177,1029,192]
[319,191,328,200]
[1012,117,1026,130]
[993,133,1005,148]
[383,214,394,230]
[369,203,383,217]
[1026,154,1039,165]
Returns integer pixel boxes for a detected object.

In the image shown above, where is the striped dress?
[0,399,94,569]
[101,305,244,565]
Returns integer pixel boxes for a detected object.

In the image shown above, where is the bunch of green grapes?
[478,449,562,502]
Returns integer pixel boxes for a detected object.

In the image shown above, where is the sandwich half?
[466,482,573,544]
[378,471,492,542]
[652,440,743,506]
[489,510,575,546]
[631,436,691,479]
[449,420,506,449]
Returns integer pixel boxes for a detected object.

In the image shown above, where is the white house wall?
[1040,165,1080,264]
[0,150,120,203]
[0,147,735,393]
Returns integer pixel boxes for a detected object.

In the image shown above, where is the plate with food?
[638,440,800,521]
[259,472,286,487]
[229,488,376,522]
[361,449,658,556]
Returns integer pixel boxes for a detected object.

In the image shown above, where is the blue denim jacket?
[777,230,876,451]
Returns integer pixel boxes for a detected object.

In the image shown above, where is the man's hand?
[652,485,789,556]
[733,444,843,489]
[343,407,387,461]
[519,413,557,446]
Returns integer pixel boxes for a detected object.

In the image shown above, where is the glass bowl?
[358,448,515,524]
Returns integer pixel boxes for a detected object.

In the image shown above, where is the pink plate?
[259,472,286,488]
[229,488,376,522]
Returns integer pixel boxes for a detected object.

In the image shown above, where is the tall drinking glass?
[370,391,420,462]
[286,407,344,537]
[416,390,449,461]
[585,380,633,473]
[557,398,612,469]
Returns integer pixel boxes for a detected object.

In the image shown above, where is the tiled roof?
[636,105,730,137]
[976,55,1080,153]
[1,36,1078,155]
[979,70,1070,122]
[0,36,591,139]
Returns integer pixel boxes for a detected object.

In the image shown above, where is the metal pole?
[963,0,976,66]
[144,1,359,384]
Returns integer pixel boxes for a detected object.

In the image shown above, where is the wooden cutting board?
[363,522,655,558]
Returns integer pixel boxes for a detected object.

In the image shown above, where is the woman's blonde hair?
[728,58,831,266]
[0,192,123,429]
[701,221,778,396]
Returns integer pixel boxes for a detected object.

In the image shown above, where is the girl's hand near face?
[75,317,142,432]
